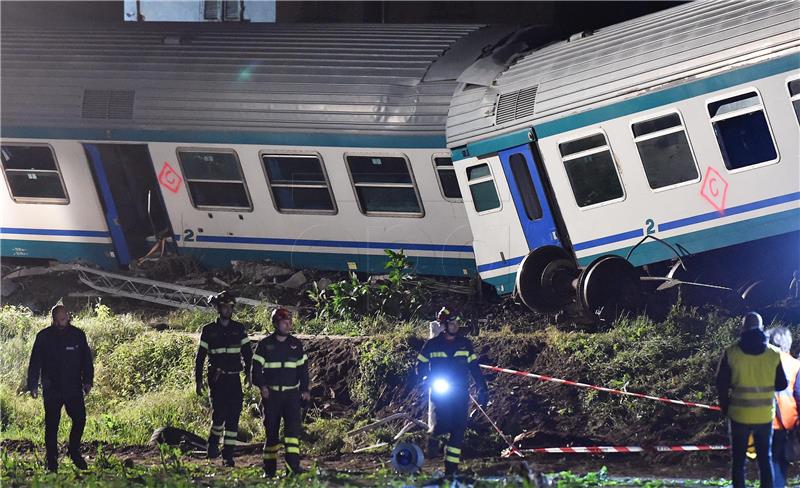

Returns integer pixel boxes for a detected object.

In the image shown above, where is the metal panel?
[447,0,800,148]
[1,24,495,140]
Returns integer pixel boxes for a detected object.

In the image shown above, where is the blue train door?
[498,144,561,251]
[84,143,174,268]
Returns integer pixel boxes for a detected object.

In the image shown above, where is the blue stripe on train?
[180,246,476,277]
[1,227,110,238]
[0,127,446,149]
[479,207,800,295]
[195,234,474,253]
[1,238,118,268]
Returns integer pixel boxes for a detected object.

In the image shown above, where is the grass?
[2,302,797,486]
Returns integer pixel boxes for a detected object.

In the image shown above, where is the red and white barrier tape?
[480,364,721,411]
[504,444,730,456]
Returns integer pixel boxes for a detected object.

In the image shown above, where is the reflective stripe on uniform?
[417,354,429,363]
[445,446,461,455]
[730,397,775,407]
[429,352,448,358]
[735,386,775,393]
[296,354,308,366]
[454,351,469,357]
[240,337,250,345]
[224,431,237,438]
[286,446,300,454]
[209,346,241,354]
[210,425,224,435]
[199,340,209,350]
[223,431,238,445]
[445,455,460,464]
[267,383,300,391]
[468,354,478,363]
[264,362,283,368]
[253,354,265,365]
[263,444,280,460]
[284,437,299,445]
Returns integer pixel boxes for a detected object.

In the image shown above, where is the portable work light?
[432,378,450,395]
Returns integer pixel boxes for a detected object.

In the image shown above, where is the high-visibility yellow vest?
[727,344,781,424]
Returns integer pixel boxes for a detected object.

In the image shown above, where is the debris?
[1,279,18,297]
[4,264,74,280]
[278,271,307,289]
[231,261,294,282]
[317,278,332,290]
[130,255,200,280]
[212,277,230,288]
[175,277,206,286]
[149,426,206,451]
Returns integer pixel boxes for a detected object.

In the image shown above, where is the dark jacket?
[195,319,252,386]
[27,325,94,396]
[416,333,488,393]
[716,328,788,413]
[251,333,309,391]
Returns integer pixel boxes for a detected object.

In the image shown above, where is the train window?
[631,112,699,190]
[432,156,462,201]
[1,144,68,203]
[466,163,501,213]
[261,154,336,214]
[707,91,778,170]
[508,153,542,220]
[345,155,423,216]
[177,149,252,210]
[789,78,800,124]
[558,132,624,208]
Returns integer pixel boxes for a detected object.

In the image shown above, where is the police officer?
[26,304,93,472]
[417,306,488,477]
[251,307,310,477]
[195,290,252,467]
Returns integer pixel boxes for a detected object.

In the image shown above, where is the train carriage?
[0,23,516,276]
[446,0,800,312]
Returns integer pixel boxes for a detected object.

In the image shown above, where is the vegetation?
[2,301,797,486]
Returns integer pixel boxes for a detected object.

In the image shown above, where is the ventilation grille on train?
[82,90,135,119]
[494,85,538,125]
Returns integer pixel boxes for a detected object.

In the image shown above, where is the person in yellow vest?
[767,326,800,488]
[716,312,787,488]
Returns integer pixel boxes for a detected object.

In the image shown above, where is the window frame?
[1,142,70,205]
[705,87,780,174]
[343,152,425,218]
[629,109,701,193]
[259,150,338,216]
[557,128,626,210]
[787,74,800,129]
[175,147,253,212]
[431,152,462,203]
[465,160,503,216]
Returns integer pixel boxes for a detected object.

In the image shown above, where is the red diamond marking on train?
[700,166,728,215]
[158,162,182,193]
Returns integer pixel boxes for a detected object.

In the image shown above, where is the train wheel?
[515,246,578,312]
[577,255,642,317]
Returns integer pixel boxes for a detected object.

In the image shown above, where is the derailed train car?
[446,0,800,313]
[0,23,516,276]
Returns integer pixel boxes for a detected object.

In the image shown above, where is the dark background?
[2,1,684,39]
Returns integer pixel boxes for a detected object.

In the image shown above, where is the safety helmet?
[437,306,454,323]
[271,307,292,326]
[208,290,236,307]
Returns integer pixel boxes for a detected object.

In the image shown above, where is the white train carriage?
[446,0,800,312]
[1,23,516,276]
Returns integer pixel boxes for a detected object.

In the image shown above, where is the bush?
[350,327,417,410]
[94,332,196,400]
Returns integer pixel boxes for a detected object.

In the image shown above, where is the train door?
[83,143,173,267]
[498,144,561,250]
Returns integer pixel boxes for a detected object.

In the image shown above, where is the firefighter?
[417,306,489,477]
[251,307,310,477]
[195,290,252,467]
[26,304,93,473]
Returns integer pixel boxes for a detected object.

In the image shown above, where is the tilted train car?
[446,0,800,312]
[0,23,516,276]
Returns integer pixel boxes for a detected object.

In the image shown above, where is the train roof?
[0,23,514,147]
[446,0,800,150]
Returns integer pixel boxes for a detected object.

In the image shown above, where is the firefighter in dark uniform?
[251,307,310,477]
[26,304,93,473]
[194,290,252,467]
[417,306,489,477]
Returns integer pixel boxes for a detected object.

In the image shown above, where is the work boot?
[262,461,277,478]
[222,456,235,468]
[444,461,459,478]
[207,444,220,459]
[286,464,306,476]
[68,449,88,470]
[46,456,58,473]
